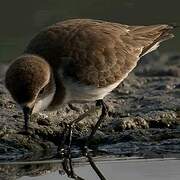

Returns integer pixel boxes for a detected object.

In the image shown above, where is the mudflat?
[0,52,180,161]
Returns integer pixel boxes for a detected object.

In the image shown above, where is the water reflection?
[0,156,107,180]
[61,154,107,180]
[1,157,180,180]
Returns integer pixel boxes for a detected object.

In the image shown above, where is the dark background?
[0,0,179,62]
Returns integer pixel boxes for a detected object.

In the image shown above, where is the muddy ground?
[0,52,180,162]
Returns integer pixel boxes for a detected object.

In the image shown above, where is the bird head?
[5,54,55,132]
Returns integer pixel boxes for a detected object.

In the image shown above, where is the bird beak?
[23,106,33,132]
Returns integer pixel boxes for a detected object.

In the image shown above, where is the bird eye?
[39,88,45,95]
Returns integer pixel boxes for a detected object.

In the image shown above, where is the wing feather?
[25,19,174,87]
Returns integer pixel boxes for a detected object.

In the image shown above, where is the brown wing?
[25,19,174,87]
[128,24,174,57]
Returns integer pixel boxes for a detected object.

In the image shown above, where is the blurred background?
[0,0,179,62]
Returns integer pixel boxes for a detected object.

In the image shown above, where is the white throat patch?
[32,91,55,113]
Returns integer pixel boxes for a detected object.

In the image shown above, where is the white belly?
[57,53,139,103]
[60,72,129,103]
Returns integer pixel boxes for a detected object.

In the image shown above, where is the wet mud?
[0,52,180,161]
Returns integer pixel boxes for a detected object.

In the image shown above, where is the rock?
[113,117,149,131]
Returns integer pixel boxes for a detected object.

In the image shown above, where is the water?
[0,0,179,62]
[1,157,180,180]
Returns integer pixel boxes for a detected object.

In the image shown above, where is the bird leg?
[80,100,108,180]
[57,122,69,156]
[87,100,108,145]
[81,100,108,151]
[57,105,99,153]
[67,100,107,149]
[85,150,107,180]
[61,141,106,180]
[88,156,107,180]
[58,100,108,157]
[61,152,85,180]
[58,123,85,179]
[58,100,108,180]
[62,150,107,180]
[69,100,108,143]
[57,109,94,177]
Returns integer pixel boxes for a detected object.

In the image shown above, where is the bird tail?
[168,23,180,28]
[137,24,175,57]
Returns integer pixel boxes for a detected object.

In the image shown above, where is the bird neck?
[48,72,66,110]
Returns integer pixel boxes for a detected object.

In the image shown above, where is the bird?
[5,18,175,138]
